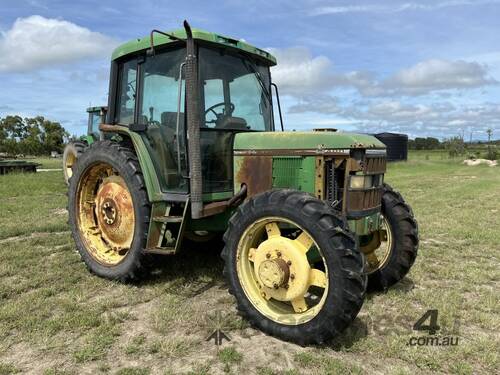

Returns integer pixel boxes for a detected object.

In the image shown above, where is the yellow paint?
[361,215,393,274]
[76,163,135,266]
[236,217,329,325]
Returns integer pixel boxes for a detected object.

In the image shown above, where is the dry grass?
[0,153,498,374]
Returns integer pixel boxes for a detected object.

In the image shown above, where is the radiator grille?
[272,157,302,188]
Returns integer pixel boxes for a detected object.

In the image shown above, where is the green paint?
[111,28,276,66]
[348,212,382,236]
[234,131,386,151]
[81,134,95,145]
[104,127,163,202]
[272,156,315,194]
[202,191,233,202]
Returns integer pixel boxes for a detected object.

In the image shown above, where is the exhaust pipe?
[183,20,203,219]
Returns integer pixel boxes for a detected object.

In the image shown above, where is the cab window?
[116,59,138,125]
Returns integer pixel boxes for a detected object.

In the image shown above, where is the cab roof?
[111,28,277,66]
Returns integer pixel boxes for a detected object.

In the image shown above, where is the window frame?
[112,56,140,126]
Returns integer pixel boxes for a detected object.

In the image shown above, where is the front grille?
[363,156,386,174]
[346,188,383,216]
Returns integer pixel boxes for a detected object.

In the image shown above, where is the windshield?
[198,46,273,131]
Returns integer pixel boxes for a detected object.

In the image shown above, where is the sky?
[1,0,500,140]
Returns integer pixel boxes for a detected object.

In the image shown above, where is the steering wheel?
[204,102,235,124]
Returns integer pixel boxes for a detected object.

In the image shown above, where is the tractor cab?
[86,106,108,143]
[106,28,276,197]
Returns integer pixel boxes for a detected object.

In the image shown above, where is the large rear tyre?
[362,184,419,291]
[222,190,366,345]
[63,141,86,185]
[68,140,151,281]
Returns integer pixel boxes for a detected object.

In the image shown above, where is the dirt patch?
[0,230,70,244]
[51,208,68,216]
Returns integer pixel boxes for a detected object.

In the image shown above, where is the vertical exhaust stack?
[183,20,203,219]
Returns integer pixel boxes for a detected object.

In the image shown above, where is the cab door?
[113,49,188,194]
[136,48,188,193]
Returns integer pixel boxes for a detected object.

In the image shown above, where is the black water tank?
[373,133,408,161]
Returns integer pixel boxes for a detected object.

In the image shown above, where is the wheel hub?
[94,175,134,250]
[253,236,311,301]
[101,199,117,225]
[258,258,290,289]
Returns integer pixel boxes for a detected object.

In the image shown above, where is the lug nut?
[266,253,271,259]
[287,260,292,266]
[273,283,279,289]
[290,274,295,280]
[277,251,281,257]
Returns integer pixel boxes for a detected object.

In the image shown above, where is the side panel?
[233,155,316,198]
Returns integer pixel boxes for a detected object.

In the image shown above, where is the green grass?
[0,152,498,374]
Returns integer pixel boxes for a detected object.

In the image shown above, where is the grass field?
[0,152,498,374]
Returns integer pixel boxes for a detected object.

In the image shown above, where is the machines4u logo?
[408,309,460,347]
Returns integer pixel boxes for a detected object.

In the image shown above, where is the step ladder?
[145,199,189,255]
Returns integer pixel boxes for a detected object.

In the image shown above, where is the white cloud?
[0,15,118,73]
[345,99,499,139]
[384,59,497,95]
[288,95,339,114]
[310,0,500,16]
[269,47,336,95]
[269,47,497,98]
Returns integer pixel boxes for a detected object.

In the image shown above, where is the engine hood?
[233,131,386,153]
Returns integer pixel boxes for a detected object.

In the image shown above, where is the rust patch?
[99,123,128,133]
[236,156,273,198]
[202,201,229,216]
[364,156,387,174]
[347,188,383,212]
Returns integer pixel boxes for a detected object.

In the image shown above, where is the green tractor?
[63,106,107,184]
[68,21,418,344]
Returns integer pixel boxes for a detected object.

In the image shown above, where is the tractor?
[68,21,419,345]
[63,106,107,184]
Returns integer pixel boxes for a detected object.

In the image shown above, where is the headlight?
[350,175,373,188]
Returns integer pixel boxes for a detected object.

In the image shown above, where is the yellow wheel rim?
[65,151,77,179]
[361,216,393,274]
[237,217,329,326]
[76,163,135,266]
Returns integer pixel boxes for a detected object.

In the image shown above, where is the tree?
[443,136,465,158]
[0,115,69,156]
[486,128,493,143]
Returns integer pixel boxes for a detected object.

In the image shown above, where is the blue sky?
[1,0,500,140]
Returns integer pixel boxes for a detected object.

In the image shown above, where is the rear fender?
[99,124,162,202]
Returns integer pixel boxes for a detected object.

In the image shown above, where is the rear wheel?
[63,141,86,185]
[222,190,366,345]
[361,184,419,291]
[68,140,151,281]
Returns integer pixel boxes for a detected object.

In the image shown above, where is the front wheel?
[222,190,366,345]
[361,184,419,291]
